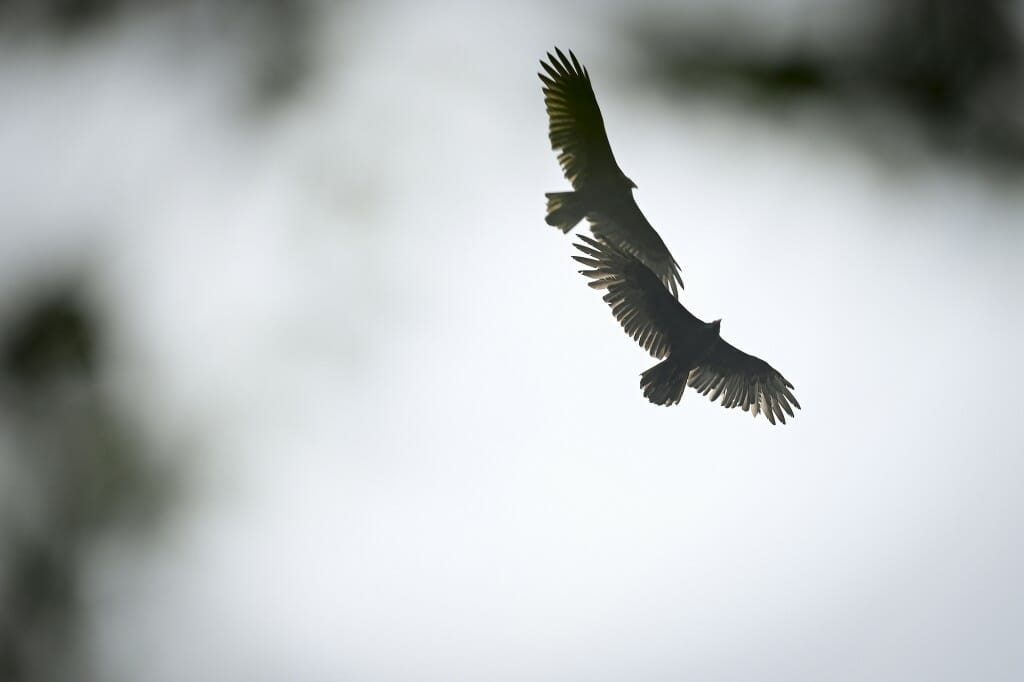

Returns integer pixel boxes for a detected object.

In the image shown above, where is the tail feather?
[640,359,689,406]
[544,191,586,233]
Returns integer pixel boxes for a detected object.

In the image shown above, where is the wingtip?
[568,50,583,73]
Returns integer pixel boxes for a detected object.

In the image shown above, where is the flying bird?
[539,48,684,297]
[573,235,800,424]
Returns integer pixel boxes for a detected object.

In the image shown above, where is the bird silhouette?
[573,235,799,424]
[539,48,684,297]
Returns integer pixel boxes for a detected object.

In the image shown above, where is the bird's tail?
[544,191,586,233]
[640,359,689,406]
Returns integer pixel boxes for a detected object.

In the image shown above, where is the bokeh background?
[2,1,1023,680]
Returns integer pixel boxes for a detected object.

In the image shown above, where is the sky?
[2,1,1024,680]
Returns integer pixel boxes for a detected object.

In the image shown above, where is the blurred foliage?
[633,0,1024,171]
[872,0,1020,119]
[0,285,175,682]
[0,0,328,670]
[0,0,320,108]
[0,0,114,32]
[2,292,95,386]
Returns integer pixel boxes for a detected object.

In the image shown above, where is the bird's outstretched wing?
[573,235,700,359]
[539,48,628,190]
[688,341,801,425]
[587,211,684,298]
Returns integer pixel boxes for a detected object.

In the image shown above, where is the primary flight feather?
[539,48,684,297]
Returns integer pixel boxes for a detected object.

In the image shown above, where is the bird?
[539,47,684,297]
[573,235,800,424]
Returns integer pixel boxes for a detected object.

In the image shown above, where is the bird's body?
[573,236,799,424]
[539,48,684,297]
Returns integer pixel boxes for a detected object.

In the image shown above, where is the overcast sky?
[2,1,1024,680]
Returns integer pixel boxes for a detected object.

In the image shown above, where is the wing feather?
[587,211,684,298]
[573,235,701,359]
[687,338,800,424]
[539,49,627,190]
